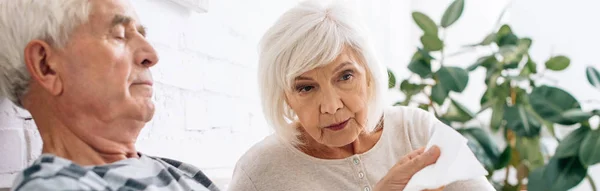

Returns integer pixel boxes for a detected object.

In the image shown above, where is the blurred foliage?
[391,0,600,190]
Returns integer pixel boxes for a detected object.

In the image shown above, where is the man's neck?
[38,123,138,166]
[25,100,138,166]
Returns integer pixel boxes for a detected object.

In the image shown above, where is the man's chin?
[128,98,155,122]
[141,101,155,122]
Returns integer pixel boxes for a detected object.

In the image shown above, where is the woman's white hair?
[258,0,388,145]
[0,0,91,107]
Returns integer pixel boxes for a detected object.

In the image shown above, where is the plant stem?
[587,174,597,191]
[422,88,439,116]
[504,166,510,185]
[440,29,447,67]
[583,99,600,104]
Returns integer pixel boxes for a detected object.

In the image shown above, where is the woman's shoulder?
[384,106,436,125]
[234,134,295,172]
[383,106,440,148]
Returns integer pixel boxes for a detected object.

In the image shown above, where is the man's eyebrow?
[111,14,131,28]
[111,14,147,37]
[137,25,147,37]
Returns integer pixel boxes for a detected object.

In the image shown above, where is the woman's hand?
[374,146,442,191]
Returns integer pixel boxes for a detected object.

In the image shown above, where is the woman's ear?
[23,40,63,96]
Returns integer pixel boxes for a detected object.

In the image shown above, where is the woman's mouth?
[325,119,350,131]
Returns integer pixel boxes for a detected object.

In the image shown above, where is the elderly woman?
[0,0,217,190]
[230,1,495,191]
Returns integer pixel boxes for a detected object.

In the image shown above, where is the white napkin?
[403,126,488,191]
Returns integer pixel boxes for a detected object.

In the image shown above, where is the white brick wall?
[0,0,412,189]
[0,100,41,188]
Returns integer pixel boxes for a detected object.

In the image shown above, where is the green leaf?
[437,66,469,92]
[503,104,542,137]
[518,38,533,50]
[542,157,587,191]
[495,146,512,170]
[496,25,513,38]
[417,48,435,60]
[515,88,530,105]
[503,62,520,69]
[519,64,532,76]
[468,55,497,71]
[526,57,538,74]
[481,33,496,46]
[440,0,465,28]
[466,62,480,72]
[528,167,546,191]
[545,56,570,71]
[498,34,519,47]
[484,67,501,85]
[459,128,500,158]
[586,66,600,90]
[495,25,516,46]
[516,136,545,169]
[481,78,508,107]
[438,117,452,126]
[562,109,593,123]
[400,80,425,95]
[579,129,600,166]
[490,101,505,132]
[408,51,433,78]
[499,45,526,65]
[412,12,438,36]
[431,83,448,105]
[530,85,583,125]
[477,97,494,114]
[418,104,429,111]
[459,128,500,171]
[498,45,519,64]
[393,101,403,106]
[505,75,529,82]
[387,69,396,89]
[421,34,443,51]
[443,99,475,123]
[555,127,589,159]
[461,132,495,172]
[466,33,497,47]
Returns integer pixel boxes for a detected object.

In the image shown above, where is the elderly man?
[0,0,218,190]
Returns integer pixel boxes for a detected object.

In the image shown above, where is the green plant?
[388,0,600,190]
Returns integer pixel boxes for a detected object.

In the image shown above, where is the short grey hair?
[0,0,91,107]
[258,0,388,145]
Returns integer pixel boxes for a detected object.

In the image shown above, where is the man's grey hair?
[0,0,91,107]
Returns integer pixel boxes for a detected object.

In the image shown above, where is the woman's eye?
[296,86,314,93]
[342,74,352,81]
[340,72,354,81]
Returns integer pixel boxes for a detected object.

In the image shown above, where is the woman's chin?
[320,132,359,148]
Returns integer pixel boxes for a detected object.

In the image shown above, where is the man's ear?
[23,40,63,96]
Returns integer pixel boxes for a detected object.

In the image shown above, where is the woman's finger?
[396,147,426,165]
[423,186,445,191]
[404,146,441,175]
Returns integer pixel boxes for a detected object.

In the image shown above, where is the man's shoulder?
[148,155,219,191]
[12,155,106,191]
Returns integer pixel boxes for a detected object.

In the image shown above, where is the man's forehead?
[90,0,141,23]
